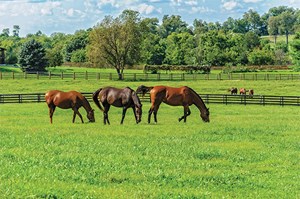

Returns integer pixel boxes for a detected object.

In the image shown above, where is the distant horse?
[136,85,153,96]
[92,87,142,124]
[228,87,237,95]
[138,85,210,123]
[248,89,254,97]
[45,90,95,124]
[239,88,247,95]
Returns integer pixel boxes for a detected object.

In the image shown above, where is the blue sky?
[0,0,300,36]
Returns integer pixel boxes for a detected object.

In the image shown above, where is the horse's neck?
[192,92,207,113]
[131,93,141,107]
[82,97,92,112]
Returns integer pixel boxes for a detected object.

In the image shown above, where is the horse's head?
[87,109,95,122]
[136,85,149,97]
[200,108,210,123]
[135,104,142,124]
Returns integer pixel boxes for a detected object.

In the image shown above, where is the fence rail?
[0,92,299,106]
[0,71,300,81]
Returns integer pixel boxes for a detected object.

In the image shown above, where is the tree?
[268,16,280,44]
[19,39,48,72]
[65,30,89,62]
[278,11,296,45]
[159,15,190,38]
[46,47,63,67]
[88,10,142,80]
[289,32,300,69]
[13,25,20,37]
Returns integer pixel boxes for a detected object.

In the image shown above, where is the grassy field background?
[0,76,300,198]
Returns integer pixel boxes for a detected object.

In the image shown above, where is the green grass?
[0,78,300,198]
[0,79,300,95]
[0,102,299,198]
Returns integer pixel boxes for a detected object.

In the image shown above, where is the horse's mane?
[187,87,208,110]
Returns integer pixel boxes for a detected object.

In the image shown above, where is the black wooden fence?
[0,71,300,81]
[0,92,299,106]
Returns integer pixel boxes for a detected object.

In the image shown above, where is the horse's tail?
[92,88,104,112]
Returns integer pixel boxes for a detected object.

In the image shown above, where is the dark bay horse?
[92,87,142,124]
[45,90,95,124]
[228,87,237,95]
[137,85,210,124]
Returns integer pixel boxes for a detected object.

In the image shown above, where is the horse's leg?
[153,105,160,124]
[103,104,110,125]
[48,104,56,124]
[121,107,128,124]
[148,108,153,124]
[132,107,138,124]
[73,107,84,123]
[178,106,191,122]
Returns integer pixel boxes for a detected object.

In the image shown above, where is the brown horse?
[248,89,254,96]
[92,87,142,125]
[239,88,247,95]
[137,85,210,123]
[228,87,238,95]
[45,90,95,124]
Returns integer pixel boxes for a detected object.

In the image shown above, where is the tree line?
[1,6,300,79]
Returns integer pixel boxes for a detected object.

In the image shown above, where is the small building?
[0,47,6,64]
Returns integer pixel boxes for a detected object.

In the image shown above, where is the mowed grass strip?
[0,101,299,198]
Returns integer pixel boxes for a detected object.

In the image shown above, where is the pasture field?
[0,79,300,198]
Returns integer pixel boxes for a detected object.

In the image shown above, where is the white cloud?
[222,1,238,11]
[190,6,214,14]
[136,3,156,15]
[185,0,198,6]
[243,0,262,2]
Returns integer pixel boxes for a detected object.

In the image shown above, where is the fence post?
[158,73,160,81]
[109,73,112,80]
[280,97,284,106]
[73,72,76,80]
[85,71,88,80]
[37,72,39,79]
[97,73,100,80]
[49,71,51,79]
[0,72,2,80]
[61,72,64,80]
[18,94,22,103]
[133,73,136,81]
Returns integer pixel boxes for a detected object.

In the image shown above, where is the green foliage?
[46,47,63,67]
[289,32,300,70]
[88,10,142,79]
[248,48,275,65]
[18,39,48,72]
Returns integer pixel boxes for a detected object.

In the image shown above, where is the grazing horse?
[228,87,238,95]
[248,89,254,96]
[92,87,142,125]
[239,88,247,95]
[136,85,153,96]
[45,90,95,124]
[139,85,209,124]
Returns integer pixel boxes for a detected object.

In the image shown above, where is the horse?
[239,88,247,95]
[136,85,153,96]
[248,89,254,96]
[137,85,210,124]
[228,87,237,95]
[45,90,95,124]
[92,87,142,125]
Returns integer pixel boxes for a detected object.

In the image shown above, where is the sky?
[0,0,300,37]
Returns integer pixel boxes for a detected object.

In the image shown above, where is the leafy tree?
[268,16,280,44]
[289,32,300,69]
[1,28,9,37]
[159,15,190,38]
[163,32,195,65]
[19,39,48,71]
[71,49,87,62]
[65,30,89,61]
[278,11,296,45]
[248,48,274,65]
[88,10,142,79]
[46,47,63,67]
[13,25,20,37]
